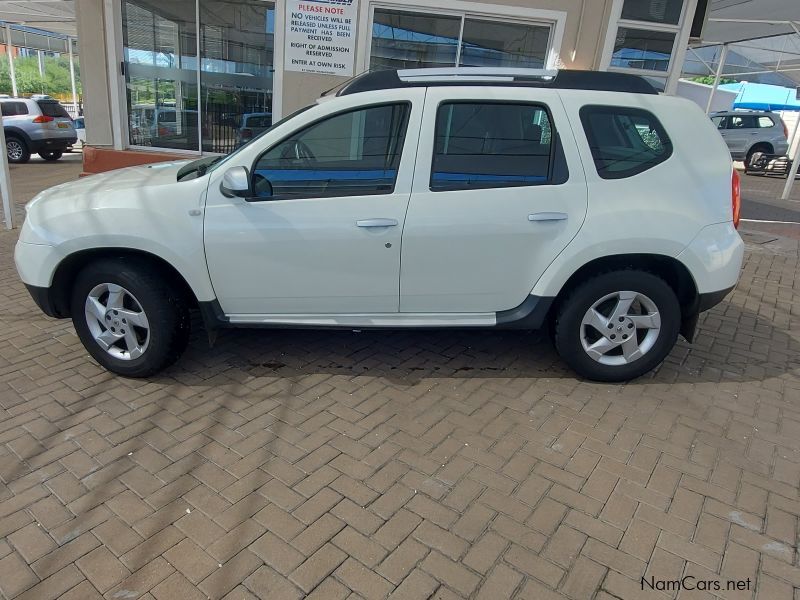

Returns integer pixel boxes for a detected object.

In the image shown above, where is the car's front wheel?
[70,259,190,377]
[554,270,680,382]
[39,150,63,161]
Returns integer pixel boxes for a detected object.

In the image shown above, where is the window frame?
[599,0,692,94]
[579,104,674,180]
[249,100,412,202]
[428,99,559,192]
[358,1,566,73]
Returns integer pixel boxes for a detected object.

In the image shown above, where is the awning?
[0,1,75,37]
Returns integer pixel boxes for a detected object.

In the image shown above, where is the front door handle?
[357,219,398,228]
[529,212,568,222]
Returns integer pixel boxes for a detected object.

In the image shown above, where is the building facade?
[77,0,700,172]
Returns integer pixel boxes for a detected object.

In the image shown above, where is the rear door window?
[37,101,71,119]
[580,105,673,179]
[728,115,758,129]
[1,102,29,116]
[431,102,553,191]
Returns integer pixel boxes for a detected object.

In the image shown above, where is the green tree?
[0,52,81,99]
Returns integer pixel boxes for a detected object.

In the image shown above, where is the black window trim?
[579,104,673,180]
[429,99,562,193]
[249,100,412,202]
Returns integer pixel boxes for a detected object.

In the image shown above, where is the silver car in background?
[1,96,77,163]
[711,110,789,166]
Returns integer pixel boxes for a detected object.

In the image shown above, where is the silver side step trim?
[227,313,497,327]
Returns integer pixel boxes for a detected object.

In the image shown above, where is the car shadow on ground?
[153,299,800,388]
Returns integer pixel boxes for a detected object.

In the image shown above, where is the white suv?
[15,68,744,382]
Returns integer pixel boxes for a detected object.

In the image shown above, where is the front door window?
[252,103,410,200]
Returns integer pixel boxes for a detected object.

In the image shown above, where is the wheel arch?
[47,248,200,318]
[3,126,33,145]
[548,253,700,339]
[747,141,774,158]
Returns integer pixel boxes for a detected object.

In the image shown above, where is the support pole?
[68,37,78,109]
[780,120,800,201]
[0,123,15,229]
[705,44,728,115]
[5,24,17,97]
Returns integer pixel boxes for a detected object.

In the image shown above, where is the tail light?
[32,115,54,123]
[731,169,741,229]
[782,119,789,139]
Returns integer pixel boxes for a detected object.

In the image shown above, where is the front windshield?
[177,104,315,181]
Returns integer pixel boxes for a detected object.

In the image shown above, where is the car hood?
[28,161,192,210]
[22,160,208,247]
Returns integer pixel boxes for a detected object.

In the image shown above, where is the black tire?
[6,135,30,163]
[554,270,681,382]
[39,150,63,161]
[70,258,191,378]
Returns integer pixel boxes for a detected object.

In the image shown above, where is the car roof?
[328,68,659,97]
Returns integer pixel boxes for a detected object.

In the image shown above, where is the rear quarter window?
[1,102,29,116]
[36,101,71,119]
[579,105,673,180]
[757,116,775,128]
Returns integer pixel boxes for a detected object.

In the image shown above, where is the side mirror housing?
[220,166,251,198]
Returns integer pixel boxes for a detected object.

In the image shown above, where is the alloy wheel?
[579,290,661,366]
[84,283,150,360]
[7,140,23,161]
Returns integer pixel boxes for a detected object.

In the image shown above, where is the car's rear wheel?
[554,270,680,382]
[6,135,30,163]
[70,259,191,378]
[39,150,63,161]
[746,144,772,168]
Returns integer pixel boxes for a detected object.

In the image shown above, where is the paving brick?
[561,556,606,600]
[243,565,304,600]
[463,531,507,575]
[387,568,438,600]
[8,522,56,562]
[199,549,262,599]
[421,550,480,597]
[163,538,219,584]
[289,543,347,593]
[411,520,468,560]
[378,538,428,586]
[335,557,394,600]
[0,551,38,599]
[249,531,305,576]
[504,544,564,588]
[75,547,130,593]
[14,564,83,600]
[475,563,523,600]
[152,572,207,600]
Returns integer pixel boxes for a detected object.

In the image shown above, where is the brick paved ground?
[0,158,799,599]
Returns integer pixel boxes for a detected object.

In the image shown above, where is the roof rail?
[397,67,559,83]
[333,69,659,97]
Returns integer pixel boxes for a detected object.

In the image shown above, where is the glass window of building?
[611,28,675,73]
[370,9,552,71]
[122,0,275,153]
[607,0,684,79]
[621,0,684,26]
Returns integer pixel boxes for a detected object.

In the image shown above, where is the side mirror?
[220,166,251,198]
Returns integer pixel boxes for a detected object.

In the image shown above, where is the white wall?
[676,79,737,113]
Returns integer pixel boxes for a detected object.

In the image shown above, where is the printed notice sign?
[285,0,358,76]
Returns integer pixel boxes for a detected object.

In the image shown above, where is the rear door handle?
[357,218,398,228]
[529,212,568,222]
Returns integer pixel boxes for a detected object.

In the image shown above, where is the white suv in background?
[15,68,744,382]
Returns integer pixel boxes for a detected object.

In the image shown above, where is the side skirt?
[198,295,555,335]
